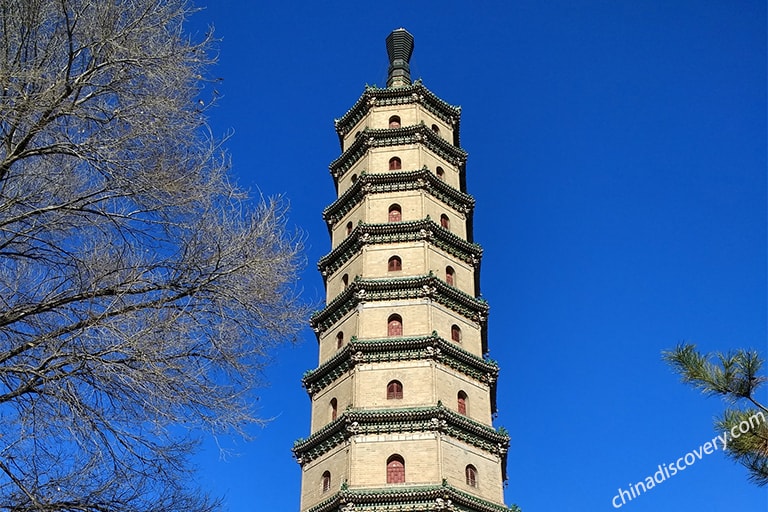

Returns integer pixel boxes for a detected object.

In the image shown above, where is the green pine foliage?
[664,343,768,486]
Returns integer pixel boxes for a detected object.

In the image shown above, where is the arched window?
[388,204,402,222]
[389,115,401,128]
[445,266,455,286]
[387,455,405,484]
[457,391,468,415]
[351,173,358,184]
[387,314,402,337]
[389,157,402,170]
[388,256,402,272]
[436,166,445,180]
[451,324,462,343]
[346,221,353,235]
[330,398,338,421]
[465,465,477,487]
[431,124,441,136]
[440,214,450,230]
[341,274,349,288]
[322,471,332,492]
[387,380,403,400]
[336,331,344,349]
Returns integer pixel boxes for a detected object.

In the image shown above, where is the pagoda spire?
[386,28,414,88]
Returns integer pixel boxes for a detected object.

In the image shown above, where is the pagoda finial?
[386,28,414,88]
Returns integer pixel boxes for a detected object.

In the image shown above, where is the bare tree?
[0,1,305,510]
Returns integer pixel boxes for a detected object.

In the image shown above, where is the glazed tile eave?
[309,274,489,334]
[317,219,483,278]
[293,404,509,465]
[302,334,499,394]
[329,124,467,183]
[322,168,475,226]
[307,483,514,512]
[334,81,462,149]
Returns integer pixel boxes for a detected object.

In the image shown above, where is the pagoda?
[294,29,513,512]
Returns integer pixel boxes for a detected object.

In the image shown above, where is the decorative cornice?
[309,274,489,335]
[334,82,462,148]
[318,218,482,278]
[302,333,498,395]
[329,124,467,184]
[293,404,509,468]
[307,482,518,512]
[323,168,474,227]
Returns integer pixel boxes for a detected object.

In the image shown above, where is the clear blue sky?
[187,1,766,510]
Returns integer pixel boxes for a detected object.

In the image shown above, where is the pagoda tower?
[294,29,512,512]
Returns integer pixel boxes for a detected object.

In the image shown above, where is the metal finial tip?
[386,29,414,88]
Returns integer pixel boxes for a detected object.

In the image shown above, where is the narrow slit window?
[346,221,353,235]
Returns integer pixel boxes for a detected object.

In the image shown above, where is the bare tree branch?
[0,1,306,510]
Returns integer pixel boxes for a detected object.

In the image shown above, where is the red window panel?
[445,266,455,286]
[387,315,402,337]
[387,380,403,400]
[388,205,402,222]
[465,465,477,487]
[322,471,331,492]
[458,391,468,415]
[387,456,405,484]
